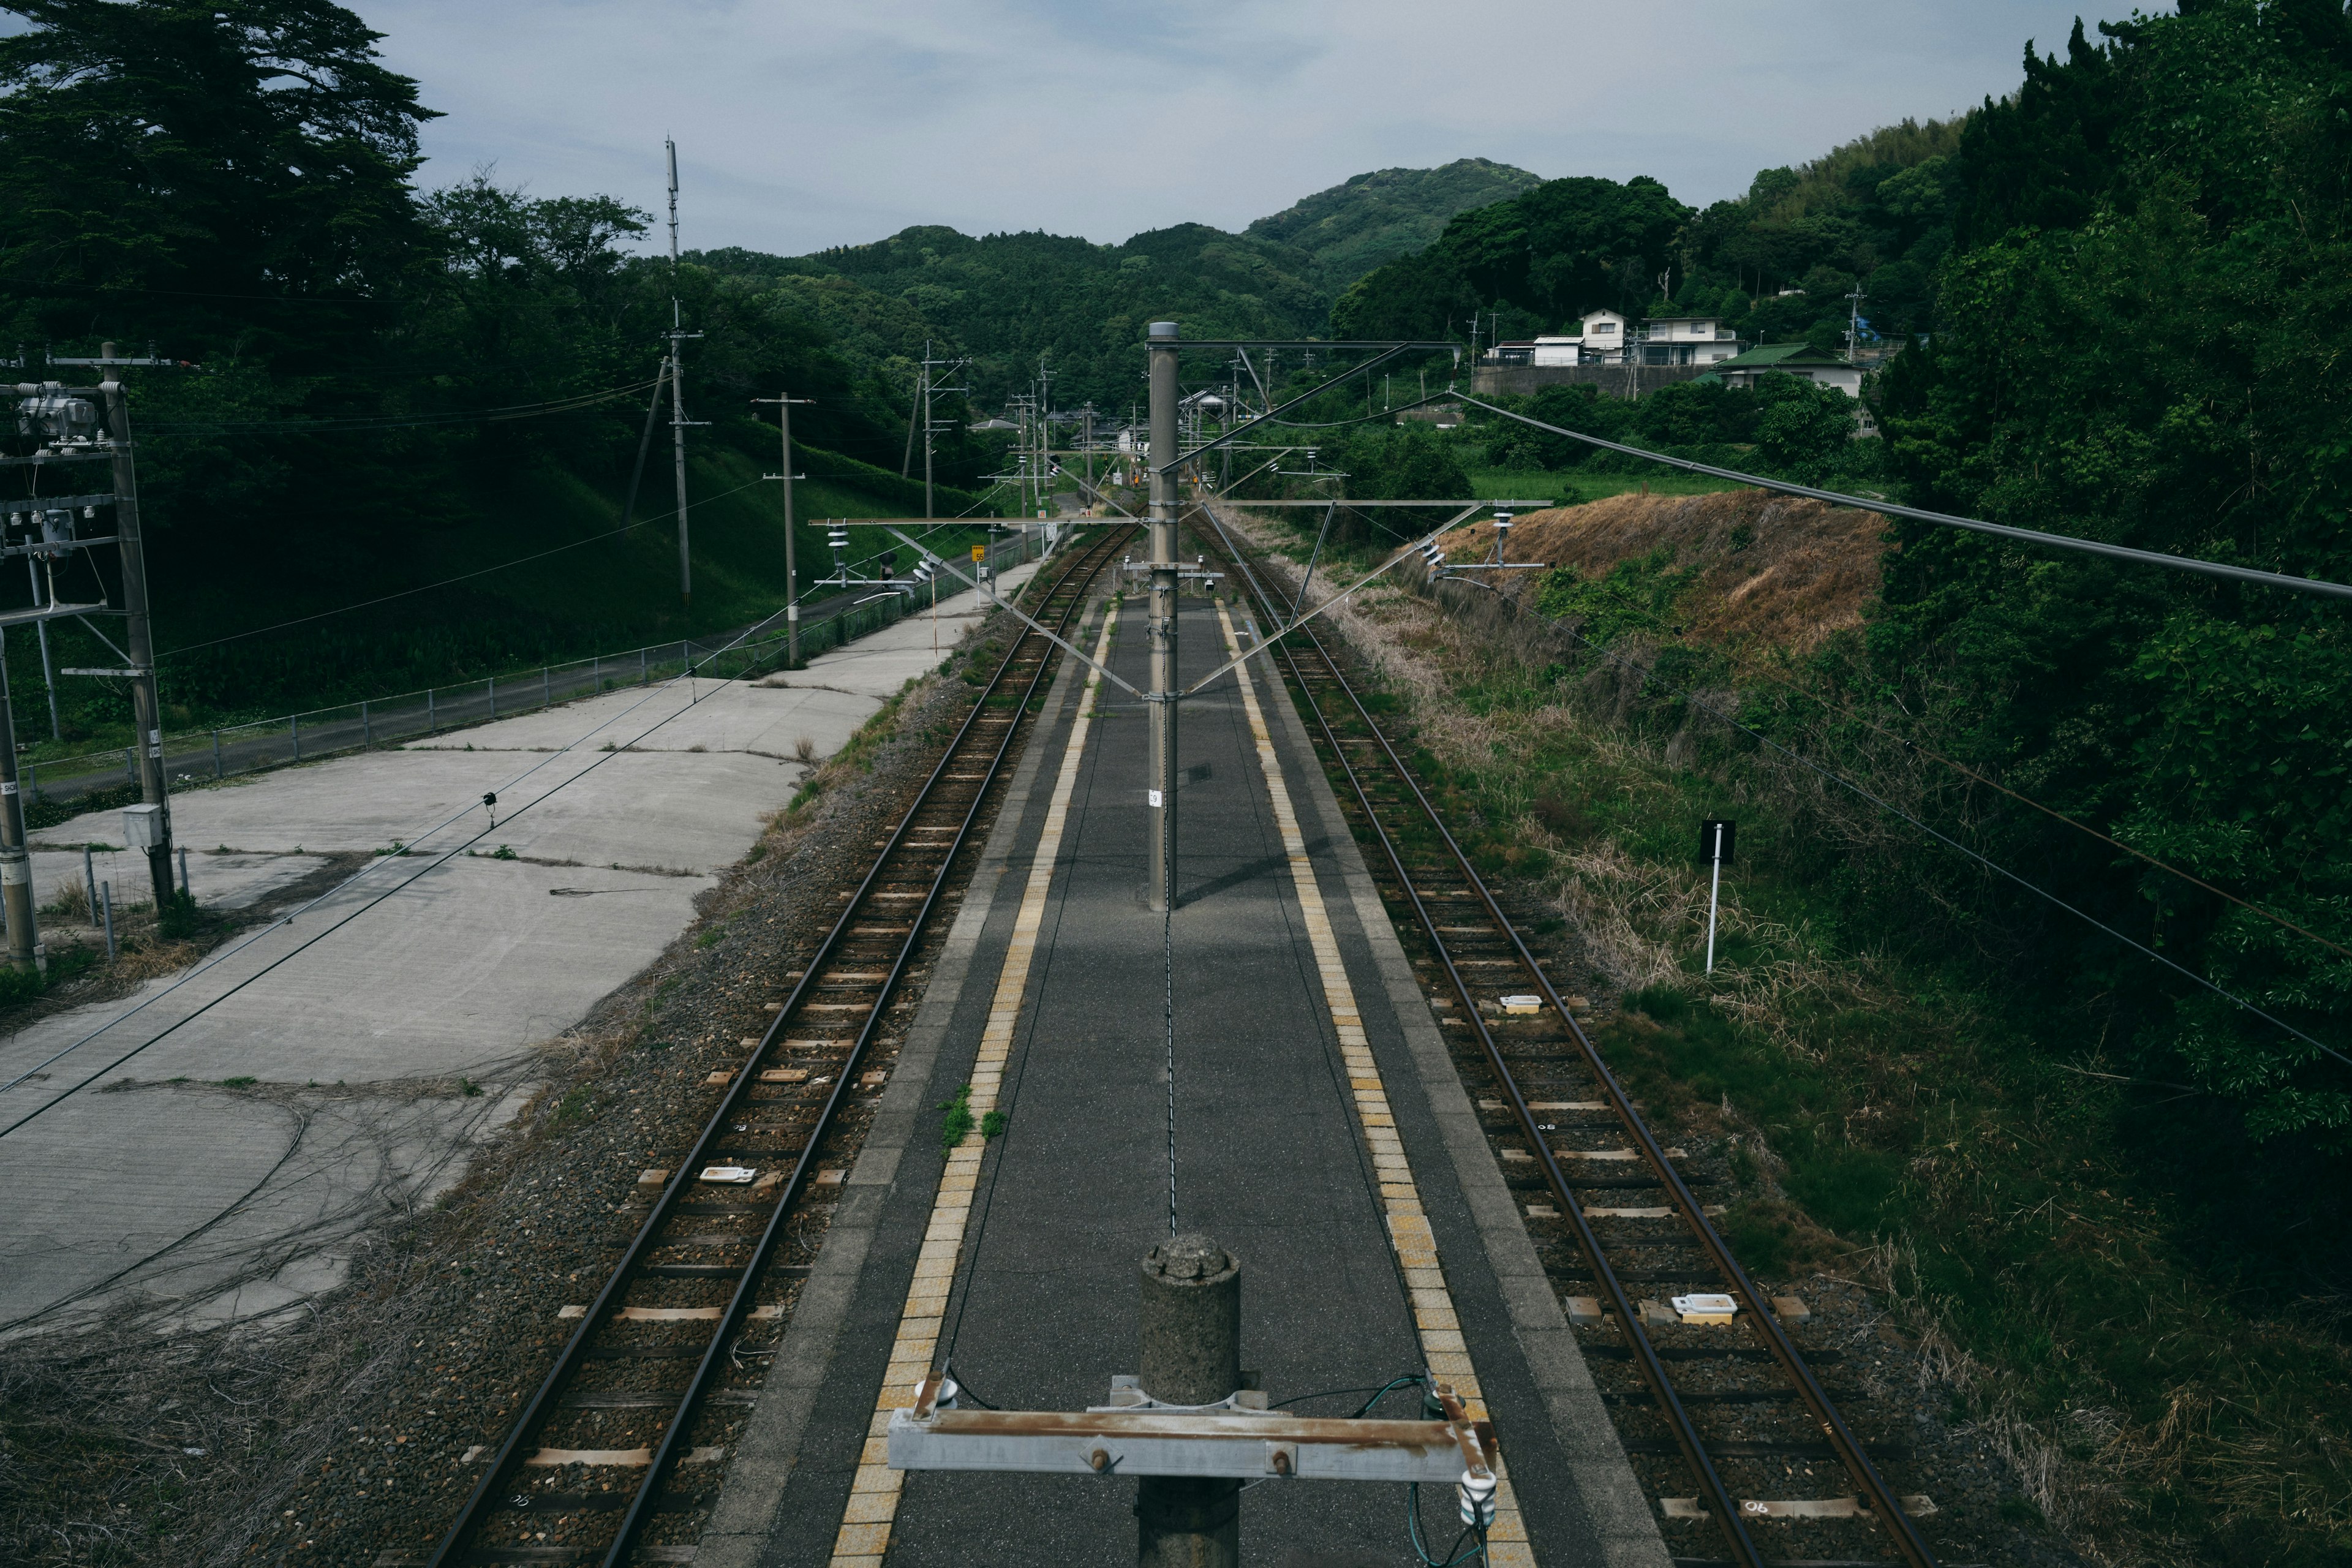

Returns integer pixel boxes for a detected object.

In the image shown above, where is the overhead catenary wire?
[1453,390,2352,603]
[1480,586,2352,1073]
[139,379,661,435]
[0,605,801,1136]
[1698,646,2352,965]
[155,477,771,657]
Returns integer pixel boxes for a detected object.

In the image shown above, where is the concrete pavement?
[0,564,1044,1332]
[708,584,1665,1566]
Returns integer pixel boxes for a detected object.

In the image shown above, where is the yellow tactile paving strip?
[1215,600,1536,1567]
[826,599,1120,1567]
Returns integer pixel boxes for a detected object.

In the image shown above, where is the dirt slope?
[1444,489,1893,659]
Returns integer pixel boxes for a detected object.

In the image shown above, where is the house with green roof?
[1714,342,1864,396]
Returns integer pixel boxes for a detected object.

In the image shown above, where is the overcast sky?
[347,1,2167,258]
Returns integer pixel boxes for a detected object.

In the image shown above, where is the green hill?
[1245,158,1545,290]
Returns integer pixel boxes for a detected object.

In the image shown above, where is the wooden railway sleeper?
[427,525,1134,1568]
[1203,515,1937,1568]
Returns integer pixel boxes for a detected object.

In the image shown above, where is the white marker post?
[1700,819,1736,974]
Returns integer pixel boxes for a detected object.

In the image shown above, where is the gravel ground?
[1223,512,2082,1568]
[0,607,1029,1568]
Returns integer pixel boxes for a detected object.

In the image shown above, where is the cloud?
[349,0,2167,256]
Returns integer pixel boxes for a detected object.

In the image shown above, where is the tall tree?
[0,0,436,361]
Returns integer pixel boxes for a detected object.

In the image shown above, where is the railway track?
[426,522,1133,1568]
[1198,503,1939,1568]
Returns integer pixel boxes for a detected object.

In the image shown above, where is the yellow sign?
[971,545,986,562]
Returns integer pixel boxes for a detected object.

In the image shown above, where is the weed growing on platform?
[938,1084,973,1152]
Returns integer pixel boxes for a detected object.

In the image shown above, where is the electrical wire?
[1453,390,2352,603]
[1672,643,2352,966]
[154,478,769,657]
[0,607,794,1134]
[1263,389,1459,431]
[139,379,660,435]
[1406,1485,1488,1566]
[1512,601,2352,1072]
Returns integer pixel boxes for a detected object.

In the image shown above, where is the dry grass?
[1219,498,2352,1567]
[45,876,90,922]
[1446,488,1891,665]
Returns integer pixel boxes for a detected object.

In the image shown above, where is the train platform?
[699,576,1670,1567]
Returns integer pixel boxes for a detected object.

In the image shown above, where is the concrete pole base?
[1136,1476,1240,1568]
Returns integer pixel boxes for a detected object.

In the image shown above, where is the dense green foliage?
[1479,376,1871,485]
[1330,175,1691,341]
[1866,2,2352,1145]
[1243,159,1543,292]
[693,162,1538,413]
[1335,120,1961,352]
[0,1,982,729]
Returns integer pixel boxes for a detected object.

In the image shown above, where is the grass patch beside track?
[1222,499,2352,1568]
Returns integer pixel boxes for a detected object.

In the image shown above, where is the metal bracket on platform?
[888,1373,1497,1485]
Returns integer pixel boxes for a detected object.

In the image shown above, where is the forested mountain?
[692,159,1542,413]
[1331,119,1961,349]
[1244,158,1544,290]
[4,0,2346,1182]
[0,1,984,722]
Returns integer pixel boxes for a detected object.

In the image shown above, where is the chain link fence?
[20,524,1057,819]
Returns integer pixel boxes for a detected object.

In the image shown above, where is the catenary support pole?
[782,393,799,666]
[1136,1234,1242,1567]
[668,138,693,605]
[81,846,95,929]
[101,366,174,911]
[0,641,42,972]
[1147,320,1181,913]
[23,559,58,741]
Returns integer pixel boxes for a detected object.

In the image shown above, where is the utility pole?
[922,341,937,521]
[0,640,36,972]
[1147,320,1180,914]
[100,358,173,913]
[18,560,58,739]
[1136,1235,1243,1566]
[755,393,814,666]
[665,138,704,606]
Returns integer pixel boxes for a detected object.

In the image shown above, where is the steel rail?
[1203,505,1936,1568]
[427,524,1131,1568]
[1202,510,1761,1567]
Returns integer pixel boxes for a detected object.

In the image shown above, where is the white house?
[1714,342,1866,396]
[1641,317,1742,367]
[1487,307,1738,368]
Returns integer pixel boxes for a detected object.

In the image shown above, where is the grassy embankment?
[1468,467,1740,506]
[10,443,1002,763]
[1236,492,2352,1566]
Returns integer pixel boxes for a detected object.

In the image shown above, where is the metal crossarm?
[889,1377,1498,1485]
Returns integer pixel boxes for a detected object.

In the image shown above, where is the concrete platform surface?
[0,564,1042,1333]
[704,586,1665,1567]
